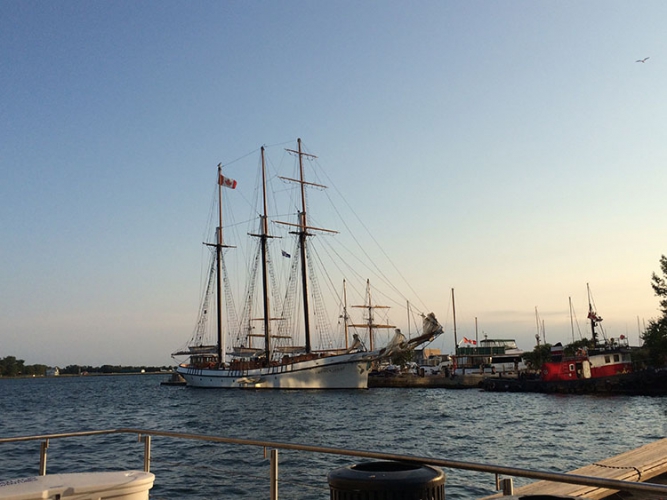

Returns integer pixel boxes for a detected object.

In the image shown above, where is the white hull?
[176,352,374,389]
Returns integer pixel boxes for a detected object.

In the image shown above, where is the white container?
[0,471,155,500]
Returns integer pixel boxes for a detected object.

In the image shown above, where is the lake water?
[1,374,666,499]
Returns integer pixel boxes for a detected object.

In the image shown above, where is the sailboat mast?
[366,280,374,351]
[343,279,349,349]
[569,296,575,343]
[451,288,458,348]
[260,147,272,362]
[216,164,224,367]
[296,138,313,353]
[279,139,334,353]
[587,283,598,344]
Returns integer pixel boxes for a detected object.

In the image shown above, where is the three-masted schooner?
[173,139,442,389]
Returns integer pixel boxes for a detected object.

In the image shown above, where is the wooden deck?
[483,438,667,499]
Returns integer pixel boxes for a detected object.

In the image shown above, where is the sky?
[2,1,667,367]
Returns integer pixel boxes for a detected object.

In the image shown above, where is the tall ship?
[173,139,442,389]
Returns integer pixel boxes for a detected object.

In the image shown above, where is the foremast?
[208,164,236,367]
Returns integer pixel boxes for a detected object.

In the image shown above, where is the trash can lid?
[328,461,445,491]
[0,471,155,500]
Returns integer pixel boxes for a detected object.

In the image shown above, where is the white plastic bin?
[0,471,155,500]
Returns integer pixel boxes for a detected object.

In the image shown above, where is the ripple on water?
[1,376,666,500]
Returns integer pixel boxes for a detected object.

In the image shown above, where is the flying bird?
[636,57,650,63]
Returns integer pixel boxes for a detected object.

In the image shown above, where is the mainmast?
[246,147,281,363]
[259,147,272,362]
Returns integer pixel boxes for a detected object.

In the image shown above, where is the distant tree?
[23,364,47,376]
[642,255,667,367]
[563,338,594,356]
[0,356,25,377]
[522,344,552,371]
[390,349,414,368]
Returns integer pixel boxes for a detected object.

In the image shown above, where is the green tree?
[522,344,552,371]
[0,356,25,377]
[390,349,414,368]
[563,338,594,356]
[642,255,667,367]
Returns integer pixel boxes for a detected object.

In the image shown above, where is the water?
[1,375,666,499]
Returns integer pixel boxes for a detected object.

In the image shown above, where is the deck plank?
[482,438,667,499]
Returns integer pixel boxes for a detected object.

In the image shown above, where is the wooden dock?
[483,438,667,499]
[368,373,484,388]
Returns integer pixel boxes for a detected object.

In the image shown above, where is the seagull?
[636,57,650,63]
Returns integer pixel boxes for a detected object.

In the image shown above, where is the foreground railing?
[3,428,667,499]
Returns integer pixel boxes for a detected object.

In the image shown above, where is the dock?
[483,438,667,499]
[368,373,484,388]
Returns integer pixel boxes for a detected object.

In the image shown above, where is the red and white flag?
[218,174,237,189]
[587,311,602,322]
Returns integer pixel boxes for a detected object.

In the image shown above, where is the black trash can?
[328,461,445,500]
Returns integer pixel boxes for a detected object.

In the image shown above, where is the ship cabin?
[541,342,633,382]
[454,338,525,376]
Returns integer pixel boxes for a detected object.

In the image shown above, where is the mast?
[206,164,237,367]
[351,279,394,351]
[451,289,458,349]
[296,139,312,353]
[569,296,575,343]
[260,147,272,362]
[215,164,224,366]
[587,283,598,345]
[535,307,541,345]
[343,279,349,349]
[475,317,478,347]
[278,139,337,353]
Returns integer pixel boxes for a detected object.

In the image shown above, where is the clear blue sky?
[2,1,666,367]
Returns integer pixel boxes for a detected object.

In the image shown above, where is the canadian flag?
[462,337,477,345]
[587,311,602,322]
[218,174,237,189]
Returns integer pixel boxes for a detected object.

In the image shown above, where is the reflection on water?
[1,375,665,499]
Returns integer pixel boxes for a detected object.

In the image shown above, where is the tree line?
[5,256,667,377]
[0,356,170,377]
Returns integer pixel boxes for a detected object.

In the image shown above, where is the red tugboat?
[482,286,667,395]
[541,302,632,382]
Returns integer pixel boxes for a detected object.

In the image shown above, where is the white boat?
[173,139,442,389]
[0,471,154,500]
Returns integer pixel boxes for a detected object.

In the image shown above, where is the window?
[605,355,611,363]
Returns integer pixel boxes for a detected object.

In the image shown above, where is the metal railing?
[3,428,667,499]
